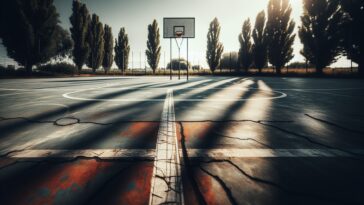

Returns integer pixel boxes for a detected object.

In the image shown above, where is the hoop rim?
[175,31,184,38]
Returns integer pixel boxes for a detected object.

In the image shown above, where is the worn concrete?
[0,76,364,204]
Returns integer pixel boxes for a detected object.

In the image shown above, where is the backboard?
[163,18,195,38]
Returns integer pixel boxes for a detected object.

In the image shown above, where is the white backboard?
[163,18,195,38]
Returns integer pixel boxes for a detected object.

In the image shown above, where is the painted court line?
[185,148,364,158]
[5,148,364,159]
[149,89,184,205]
[6,149,155,159]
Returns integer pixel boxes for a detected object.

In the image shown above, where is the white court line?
[4,149,364,159]
[185,148,364,158]
[149,89,184,205]
[274,88,364,91]
[62,87,287,102]
[6,149,155,159]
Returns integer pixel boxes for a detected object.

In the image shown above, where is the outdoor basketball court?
[0,76,364,204]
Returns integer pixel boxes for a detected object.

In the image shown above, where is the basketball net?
[174,31,184,50]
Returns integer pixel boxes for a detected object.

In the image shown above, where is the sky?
[0,0,353,68]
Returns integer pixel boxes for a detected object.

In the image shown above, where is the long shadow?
[38,78,238,150]
[0,77,249,205]
[48,78,135,83]
[0,78,223,151]
[0,80,204,142]
[0,78,238,201]
[178,78,364,205]
[174,79,256,205]
[74,78,238,123]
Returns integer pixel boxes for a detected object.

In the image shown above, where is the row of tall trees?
[1,0,362,75]
[69,0,113,74]
[206,0,363,75]
[236,0,295,74]
[70,1,161,74]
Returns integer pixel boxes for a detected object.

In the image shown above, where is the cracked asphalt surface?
[1,76,364,205]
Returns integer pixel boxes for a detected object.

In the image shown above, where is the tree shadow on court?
[177,79,364,205]
[0,80,192,141]
[33,78,242,150]
[0,78,245,204]
[48,78,137,83]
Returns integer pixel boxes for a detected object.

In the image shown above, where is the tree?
[206,18,224,74]
[87,14,104,73]
[0,0,72,74]
[266,0,296,74]
[146,20,161,74]
[341,0,364,76]
[69,0,90,74]
[102,24,113,74]
[238,19,253,72]
[252,11,268,73]
[299,0,343,75]
[220,52,239,71]
[167,58,191,71]
[114,28,130,74]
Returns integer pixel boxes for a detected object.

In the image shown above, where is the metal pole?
[178,45,181,80]
[187,38,189,81]
[170,38,172,80]
[139,51,142,75]
[164,51,166,75]
[145,52,147,74]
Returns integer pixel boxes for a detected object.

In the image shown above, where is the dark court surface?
[0,76,364,204]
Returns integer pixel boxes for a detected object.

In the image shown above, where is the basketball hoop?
[163,18,195,81]
[175,31,183,38]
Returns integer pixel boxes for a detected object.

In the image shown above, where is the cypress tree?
[266,0,296,74]
[69,0,90,74]
[114,28,130,74]
[252,11,268,73]
[87,14,105,73]
[102,24,113,74]
[0,0,72,74]
[340,0,364,76]
[238,18,253,72]
[146,19,161,74]
[299,0,343,75]
[206,17,224,74]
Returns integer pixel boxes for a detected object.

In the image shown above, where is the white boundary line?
[149,89,184,205]
[62,88,287,102]
[6,149,155,159]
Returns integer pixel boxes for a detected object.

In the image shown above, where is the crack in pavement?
[155,174,181,193]
[305,114,364,135]
[213,132,274,149]
[0,116,293,126]
[257,121,364,159]
[199,166,239,205]
[200,159,359,205]
[0,149,28,158]
[0,116,161,126]
[178,121,207,205]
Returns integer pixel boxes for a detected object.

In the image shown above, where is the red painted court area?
[0,159,153,205]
